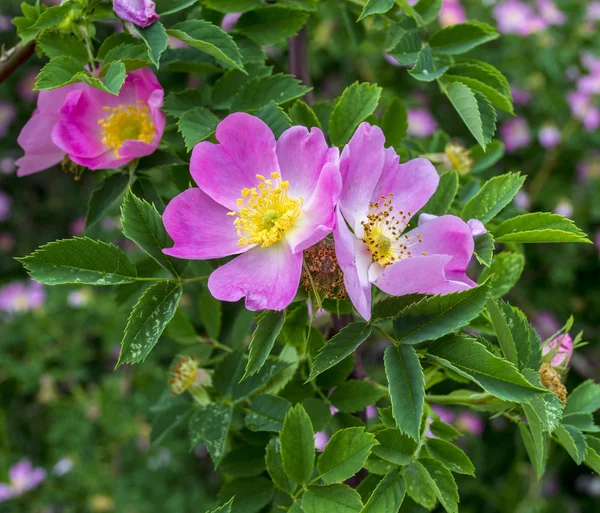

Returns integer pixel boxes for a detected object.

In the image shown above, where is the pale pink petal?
[113,0,158,28]
[0,484,14,502]
[191,113,279,210]
[284,162,341,254]
[163,188,248,260]
[339,123,386,234]
[208,243,302,311]
[333,208,372,320]
[276,125,339,199]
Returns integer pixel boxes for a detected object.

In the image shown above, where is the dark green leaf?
[419,458,459,513]
[425,438,475,475]
[281,404,315,484]
[235,7,309,46]
[474,232,495,267]
[218,477,274,513]
[429,21,499,54]
[555,425,587,465]
[231,73,311,111]
[381,98,407,150]
[301,485,363,513]
[85,173,130,230]
[409,44,449,82]
[289,100,322,130]
[372,428,417,465]
[265,438,295,494]
[132,21,169,67]
[246,394,291,432]
[189,403,232,467]
[471,140,505,173]
[244,310,286,378]
[255,101,293,138]
[565,381,600,415]
[330,380,387,413]
[164,89,206,118]
[479,251,524,298]
[358,0,395,21]
[361,470,406,513]
[422,170,458,216]
[178,107,220,151]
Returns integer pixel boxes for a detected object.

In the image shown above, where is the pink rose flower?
[587,2,600,21]
[333,124,476,321]
[494,0,535,34]
[456,412,485,436]
[510,87,532,106]
[315,432,329,452]
[407,109,438,137]
[537,0,565,25]
[163,113,341,311]
[113,0,159,28]
[542,333,573,368]
[0,280,46,314]
[16,69,165,176]
[439,0,467,27]
[538,125,561,148]
[500,117,531,152]
[0,460,46,502]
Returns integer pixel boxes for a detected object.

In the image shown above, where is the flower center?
[229,173,303,247]
[98,101,154,157]
[361,193,425,267]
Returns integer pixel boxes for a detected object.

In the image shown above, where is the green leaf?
[199,286,222,339]
[562,413,598,432]
[235,7,309,46]
[207,498,234,513]
[121,191,186,277]
[381,98,407,150]
[330,380,387,413]
[479,252,524,298]
[329,82,383,147]
[421,170,458,216]
[308,322,372,381]
[289,100,322,130]
[387,28,421,66]
[265,438,295,494]
[255,101,293,138]
[371,428,417,465]
[301,485,363,513]
[85,173,130,230]
[118,281,183,366]
[36,32,88,63]
[471,140,505,173]
[409,44,449,82]
[384,345,425,441]
[246,395,291,432]
[486,298,518,366]
[427,335,547,403]
[565,381,600,415]
[425,438,475,476]
[419,458,459,513]
[164,89,205,118]
[98,33,140,59]
[522,403,547,479]
[444,74,513,114]
[358,0,395,21]
[102,43,152,72]
[189,403,232,467]
[220,445,267,477]
[154,0,198,15]
[218,477,274,513]
[391,282,491,345]
[429,420,462,441]
[178,107,220,152]
[474,232,495,267]
[318,427,378,484]
[461,172,526,223]
[18,237,137,286]
[132,21,169,67]
[414,0,442,24]
[165,309,198,345]
[19,3,80,42]
[555,424,587,465]
[429,21,499,54]
[303,397,332,432]
[203,0,262,13]
[244,311,286,378]
[167,20,245,71]
[35,57,126,95]
[281,404,315,484]
[492,213,591,243]
[404,460,437,510]
[360,471,405,513]
[232,73,311,112]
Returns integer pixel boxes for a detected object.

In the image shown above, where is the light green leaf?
[235,7,309,46]
[208,498,235,513]
[404,460,437,510]
[372,428,417,465]
[471,140,505,173]
[330,380,387,413]
[419,458,459,513]
[281,404,315,484]
[189,403,232,467]
[36,32,88,63]
[318,427,378,484]
[232,73,311,112]
[265,438,295,494]
[178,107,220,152]
[461,172,526,223]
[391,282,491,345]
[421,170,458,216]
[444,74,513,114]
[244,310,286,378]
[427,335,547,403]
[154,0,198,15]
[85,173,130,230]
[118,281,183,366]
[102,43,152,72]
[522,403,547,479]
[358,0,395,21]
[301,485,363,513]
[164,89,205,118]
[308,322,372,381]
[381,98,407,149]
[409,44,449,82]
[384,345,425,441]
[479,251,525,298]
[442,81,488,149]
[246,395,291,432]
[329,82,382,146]
[387,28,421,66]
[555,424,587,464]
[18,237,137,286]
[414,0,442,24]
[360,470,406,513]
[429,21,499,54]
[492,213,591,243]
[429,420,462,441]
[289,100,322,129]
[425,438,475,476]
[565,381,600,415]
[121,191,186,277]
[132,21,169,67]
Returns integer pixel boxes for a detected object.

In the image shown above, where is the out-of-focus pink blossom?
[587,2,600,20]
[407,109,439,137]
[534,310,561,339]
[113,0,158,28]
[456,412,485,436]
[439,0,467,27]
[500,117,532,152]
[542,333,574,368]
[514,191,531,211]
[383,53,403,67]
[511,87,532,106]
[432,405,455,424]
[68,288,92,308]
[578,74,600,95]
[53,458,73,476]
[0,232,15,253]
[582,53,600,74]
[167,36,187,49]
[0,190,11,222]
[0,280,46,314]
[0,15,12,31]
[583,108,600,131]
[554,199,573,218]
[0,157,15,175]
[494,0,538,35]
[536,0,566,25]
[0,460,46,502]
[69,217,86,236]
[366,405,378,419]
[538,125,561,148]
[315,432,329,452]
[0,102,16,137]
[221,13,242,32]
[17,68,39,103]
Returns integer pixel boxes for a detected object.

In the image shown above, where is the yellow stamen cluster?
[361,193,424,267]
[168,356,199,395]
[98,101,154,157]
[228,173,303,247]
[444,143,473,176]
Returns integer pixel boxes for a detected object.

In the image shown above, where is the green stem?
[374,325,397,345]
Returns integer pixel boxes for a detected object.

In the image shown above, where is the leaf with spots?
[189,403,233,468]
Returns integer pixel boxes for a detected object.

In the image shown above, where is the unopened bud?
[540,363,568,405]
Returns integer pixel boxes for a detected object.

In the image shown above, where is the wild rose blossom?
[536,0,566,26]
[510,87,532,106]
[0,280,45,314]
[0,460,46,502]
[538,125,561,148]
[16,69,165,176]
[456,412,485,435]
[406,109,438,137]
[500,117,532,152]
[334,123,476,321]
[542,333,574,368]
[163,113,341,311]
[113,0,158,28]
[439,0,467,27]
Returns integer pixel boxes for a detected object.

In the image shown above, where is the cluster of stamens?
[228,173,303,247]
[98,101,154,157]
[168,355,199,395]
[60,155,84,180]
[444,143,473,176]
[361,193,425,267]
[301,238,346,299]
